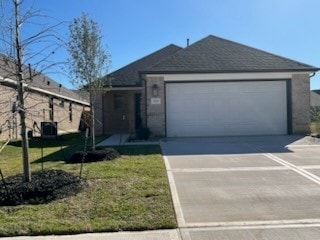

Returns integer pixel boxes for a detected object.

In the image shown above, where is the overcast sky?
[18,0,320,89]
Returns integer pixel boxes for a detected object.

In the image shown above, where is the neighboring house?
[0,61,90,141]
[311,90,320,107]
[95,35,319,138]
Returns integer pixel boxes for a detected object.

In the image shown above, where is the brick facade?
[144,76,165,137]
[291,73,310,134]
[0,84,89,141]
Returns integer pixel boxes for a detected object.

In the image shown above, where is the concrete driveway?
[160,136,320,240]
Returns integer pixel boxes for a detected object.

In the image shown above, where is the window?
[11,101,16,113]
[59,99,64,107]
[69,102,73,122]
[49,98,54,121]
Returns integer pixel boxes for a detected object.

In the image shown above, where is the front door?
[111,93,129,133]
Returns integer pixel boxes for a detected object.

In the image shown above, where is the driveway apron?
[161,136,320,240]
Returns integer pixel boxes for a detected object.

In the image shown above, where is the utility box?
[41,122,57,136]
[27,130,33,138]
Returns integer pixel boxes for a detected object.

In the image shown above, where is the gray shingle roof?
[28,72,88,103]
[0,55,88,104]
[145,35,318,73]
[105,44,182,87]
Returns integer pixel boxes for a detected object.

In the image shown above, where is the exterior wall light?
[152,84,159,97]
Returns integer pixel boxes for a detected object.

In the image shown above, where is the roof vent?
[187,38,190,47]
[58,84,62,92]
[47,80,50,86]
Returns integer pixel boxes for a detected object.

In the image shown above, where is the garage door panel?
[166,81,287,137]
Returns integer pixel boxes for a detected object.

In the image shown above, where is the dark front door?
[111,93,129,133]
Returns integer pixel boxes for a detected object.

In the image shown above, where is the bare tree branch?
[0,0,64,182]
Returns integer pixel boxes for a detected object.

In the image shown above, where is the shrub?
[310,106,320,122]
[310,106,320,135]
[135,128,150,140]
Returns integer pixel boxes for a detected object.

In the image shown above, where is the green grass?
[0,133,177,237]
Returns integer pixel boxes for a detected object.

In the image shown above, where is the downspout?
[310,72,317,106]
[309,72,317,133]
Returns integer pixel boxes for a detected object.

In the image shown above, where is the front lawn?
[0,133,176,236]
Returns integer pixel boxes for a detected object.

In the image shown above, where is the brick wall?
[145,76,165,137]
[0,85,17,140]
[291,73,310,134]
[0,84,89,141]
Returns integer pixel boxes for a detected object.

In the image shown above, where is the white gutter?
[0,77,90,106]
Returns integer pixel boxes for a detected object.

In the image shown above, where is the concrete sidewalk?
[96,134,130,147]
[96,134,159,147]
[1,229,181,240]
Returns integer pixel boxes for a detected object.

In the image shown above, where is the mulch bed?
[67,148,120,164]
[0,170,86,206]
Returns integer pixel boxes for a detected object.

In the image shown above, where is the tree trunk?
[15,0,31,182]
[19,109,30,182]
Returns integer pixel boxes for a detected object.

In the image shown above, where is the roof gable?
[146,35,318,73]
[106,44,182,87]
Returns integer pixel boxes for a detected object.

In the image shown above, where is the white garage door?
[166,81,287,137]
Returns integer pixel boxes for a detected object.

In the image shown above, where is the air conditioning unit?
[41,122,57,136]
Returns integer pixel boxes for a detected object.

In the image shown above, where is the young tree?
[68,13,111,150]
[0,0,63,182]
[14,0,30,182]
